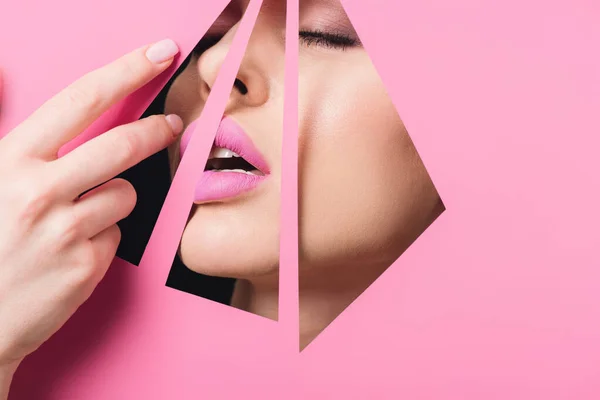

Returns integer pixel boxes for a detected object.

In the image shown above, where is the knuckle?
[106,179,137,214]
[101,226,121,265]
[146,114,170,136]
[116,115,169,161]
[15,177,55,224]
[53,213,82,248]
[108,224,122,246]
[64,84,101,111]
[77,243,97,270]
[117,180,137,208]
[119,130,142,161]
[76,227,120,285]
[69,243,100,286]
[119,55,145,79]
[111,177,134,192]
[0,136,22,165]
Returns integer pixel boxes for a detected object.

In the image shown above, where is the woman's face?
[164,0,442,283]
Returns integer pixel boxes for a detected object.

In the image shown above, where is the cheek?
[163,61,202,121]
[299,76,438,267]
[164,62,205,177]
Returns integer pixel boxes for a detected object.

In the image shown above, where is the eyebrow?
[301,0,355,24]
[299,2,359,41]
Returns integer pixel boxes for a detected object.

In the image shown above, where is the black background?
[115,42,235,305]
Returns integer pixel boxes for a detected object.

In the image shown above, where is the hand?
[0,39,183,372]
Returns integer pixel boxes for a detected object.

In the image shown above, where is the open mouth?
[204,147,265,176]
[179,116,270,203]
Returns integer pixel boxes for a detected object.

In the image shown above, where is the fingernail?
[165,114,184,136]
[145,39,179,64]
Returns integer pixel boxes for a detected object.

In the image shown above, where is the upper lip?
[179,116,269,175]
[209,116,270,175]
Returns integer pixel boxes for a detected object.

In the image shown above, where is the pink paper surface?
[1,0,600,398]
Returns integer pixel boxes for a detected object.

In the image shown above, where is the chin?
[178,205,280,280]
[180,248,279,279]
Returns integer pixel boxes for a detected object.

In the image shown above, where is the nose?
[196,23,271,112]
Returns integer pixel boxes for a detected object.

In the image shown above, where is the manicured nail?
[165,114,184,136]
[146,39,179,64]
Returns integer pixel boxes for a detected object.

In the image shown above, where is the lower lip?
[194,170,266,203]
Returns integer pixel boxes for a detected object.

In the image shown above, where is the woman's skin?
[0,39,184,398]
[165,0,444,349]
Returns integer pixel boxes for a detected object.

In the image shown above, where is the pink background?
[1,0,600,398]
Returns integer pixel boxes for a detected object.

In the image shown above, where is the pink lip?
[179,116,269,203]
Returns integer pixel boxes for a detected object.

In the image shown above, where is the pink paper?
[0,0,599,398]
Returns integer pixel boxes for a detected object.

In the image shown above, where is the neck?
[230,261,390,350]
[230,277,279,321]
[298,261,390,349]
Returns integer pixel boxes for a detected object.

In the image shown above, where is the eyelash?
[299,30,358,50]
[193,29,359,57]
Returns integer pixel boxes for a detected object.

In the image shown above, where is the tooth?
[212,169,256,175]
[212,147,235,158]
[232,151,240,157]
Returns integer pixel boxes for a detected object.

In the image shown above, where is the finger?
[8,39,180,158]
[72,178,136,239]
[52,114,182,197]
[88,224,122,286]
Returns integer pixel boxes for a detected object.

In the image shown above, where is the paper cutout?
[0,0,598,398]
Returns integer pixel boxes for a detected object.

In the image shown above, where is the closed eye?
[299,30,360,50]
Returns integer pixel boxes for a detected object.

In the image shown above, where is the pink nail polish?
[145,39,179,64]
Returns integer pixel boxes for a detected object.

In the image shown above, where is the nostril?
[234,78,249,95]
